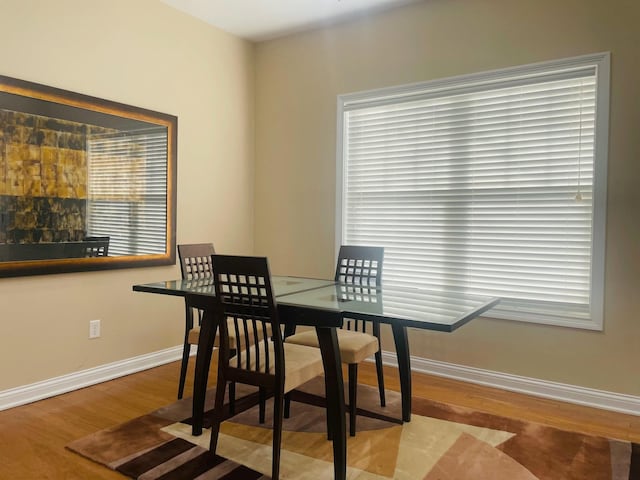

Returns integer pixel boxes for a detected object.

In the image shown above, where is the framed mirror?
[0,75,176,277]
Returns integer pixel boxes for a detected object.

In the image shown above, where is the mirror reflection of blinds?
[87,128,167,256]
[341,64,601,325]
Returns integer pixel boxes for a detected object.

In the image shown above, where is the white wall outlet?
[89,319,101,339]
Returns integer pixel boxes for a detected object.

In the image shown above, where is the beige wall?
[0,0,255,390]
[254,0,640,395]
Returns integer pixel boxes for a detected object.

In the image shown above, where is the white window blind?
[87,128,168,256]
[338,53,609,329]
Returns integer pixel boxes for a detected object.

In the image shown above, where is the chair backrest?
[335,245,384,332]
[178,243,216,331]
[178,243,215,280]
[334,245,384,287]
[83,236,110,257]
[212,254,283,385]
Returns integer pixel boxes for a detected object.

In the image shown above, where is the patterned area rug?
[67,379,639,479]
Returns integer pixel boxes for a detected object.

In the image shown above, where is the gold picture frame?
[0,75,177,277]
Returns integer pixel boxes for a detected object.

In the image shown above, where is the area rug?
[67,379,639,479]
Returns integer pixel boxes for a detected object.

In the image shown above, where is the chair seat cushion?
[231,341,324,393]
[188,320,272,349]
[282,343,325,393]
[285,328,379,364]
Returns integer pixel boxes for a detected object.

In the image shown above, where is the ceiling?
[160,0,422,42]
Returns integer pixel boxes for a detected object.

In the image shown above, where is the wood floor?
[1,360,638,479]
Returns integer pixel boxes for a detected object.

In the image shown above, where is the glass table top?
[276,283,500,332]
[133,276,499,332]
[132,276,335,298]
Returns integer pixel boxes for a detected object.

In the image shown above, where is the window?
[337,53,609,330]
[87,128,168,256]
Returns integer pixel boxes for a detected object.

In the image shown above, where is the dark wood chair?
[285,245,385,436]
[209,255,325,480]
[83,236,110,257]
[177,244,273,409]
[177,243,216,399]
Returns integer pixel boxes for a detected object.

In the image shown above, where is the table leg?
[192,306,218,436]
[392,324,411,422]
[316,326,347,480]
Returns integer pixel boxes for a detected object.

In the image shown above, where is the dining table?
[133,275,500,480]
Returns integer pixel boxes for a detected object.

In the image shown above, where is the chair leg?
[284,393,291,418]
[348,363,358,437]
[209,372,227,454]
[177,342,191,400]
[259,387,267,424]
[272,389,285,480]
[375,349,386,407]
[229,381,236,416]
[373,321,386,407]
[228,349,237,415]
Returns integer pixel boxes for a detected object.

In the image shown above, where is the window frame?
[336,52,610,330]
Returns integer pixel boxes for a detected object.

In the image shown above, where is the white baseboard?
[380,351,640,416]
[0,345,188,412]
[2,346,638,417]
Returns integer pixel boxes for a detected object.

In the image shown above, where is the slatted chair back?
[178,243,215,280]
[178,243,215,326]
[83,236,110,257]
[212,255,283,389]
[334,245,384,333]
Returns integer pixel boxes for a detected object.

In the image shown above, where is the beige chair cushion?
[282,343,325,393]
[285,328,379,364]
[188,319,272,350]
[230,341,324,393]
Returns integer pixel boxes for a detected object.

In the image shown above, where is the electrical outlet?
[89,319,101,339]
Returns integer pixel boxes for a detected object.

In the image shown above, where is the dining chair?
[209,254,325,480]
[177,243,216,400]
[177,244,273,413]
[83,236,110,257]
[285,245,385,437]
